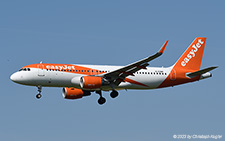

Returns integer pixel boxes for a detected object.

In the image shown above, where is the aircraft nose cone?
[10,73,17,82]
[10,72,20,82]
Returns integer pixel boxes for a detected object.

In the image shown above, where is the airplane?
[10,37,217,105]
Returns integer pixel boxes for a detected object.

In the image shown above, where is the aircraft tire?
[98,97,106,105]
[110,90,119,98]
[36,93,42,99]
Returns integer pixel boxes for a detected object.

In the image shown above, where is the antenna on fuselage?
[40,61,43,64]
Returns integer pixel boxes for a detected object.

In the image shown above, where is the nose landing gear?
[36,93,42,99]
[36,86,42,99]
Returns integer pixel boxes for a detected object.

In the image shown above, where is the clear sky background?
[0,0,224,140]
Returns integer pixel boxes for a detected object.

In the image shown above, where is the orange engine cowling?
[62,87,91,99]
[80,76,103,89]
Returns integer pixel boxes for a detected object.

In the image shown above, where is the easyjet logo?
[181,39,204,67]
[46,65,75,70]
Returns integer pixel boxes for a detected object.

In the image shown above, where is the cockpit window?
[19,68,31,71]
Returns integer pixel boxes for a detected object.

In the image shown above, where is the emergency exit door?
[170,69,176,81]
[38,64,45,76]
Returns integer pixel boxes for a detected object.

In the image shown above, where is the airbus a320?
[10,37,217,105]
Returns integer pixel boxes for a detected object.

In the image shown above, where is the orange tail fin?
[173,37,207,71]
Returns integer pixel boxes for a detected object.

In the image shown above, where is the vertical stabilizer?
[173,37,206,71]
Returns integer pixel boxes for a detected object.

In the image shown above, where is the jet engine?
[62,87,91,99]
[80,76,105,89]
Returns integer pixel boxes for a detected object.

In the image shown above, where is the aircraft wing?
[98,40,169,86]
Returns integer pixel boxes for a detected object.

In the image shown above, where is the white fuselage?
[10,64,173,91]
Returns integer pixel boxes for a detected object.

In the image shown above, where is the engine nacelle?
[62,87,91,99]
[80,76,103,89]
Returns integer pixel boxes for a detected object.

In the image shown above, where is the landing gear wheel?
[98,97,106,105]
[36,86,42,99]
[110,90,119,98]
[36,93,42,99]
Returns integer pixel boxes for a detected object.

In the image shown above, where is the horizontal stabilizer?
[187,66,218,78]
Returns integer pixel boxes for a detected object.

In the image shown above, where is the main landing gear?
[110,90,119,98]
[36,86,42,99]
[96,91,106,105]
[96,90,119,105]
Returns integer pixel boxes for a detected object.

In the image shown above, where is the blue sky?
[0,0,224,140]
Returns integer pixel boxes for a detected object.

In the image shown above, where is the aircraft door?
[170,69,176,81]
[38,64,45,76]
